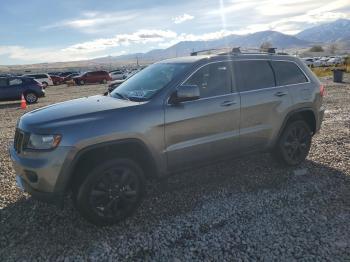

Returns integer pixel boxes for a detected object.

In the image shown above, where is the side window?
[184,62,232,98]
[0,78,8,87]
[9,78,22,86]
[271,61,308,86]
[235,60,275,92]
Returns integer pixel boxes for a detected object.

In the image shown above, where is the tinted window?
[236,60,275,92]
[9,78,22,85]
[0,78,8,87]
[184,62,232,98]
[271,61,308,86]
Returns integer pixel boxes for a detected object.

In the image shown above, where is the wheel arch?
[275,108,317,145]
[63,139,159,192]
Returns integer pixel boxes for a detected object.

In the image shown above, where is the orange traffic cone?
[20,94,27,109]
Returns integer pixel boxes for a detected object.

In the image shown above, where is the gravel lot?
[0,77,349,261]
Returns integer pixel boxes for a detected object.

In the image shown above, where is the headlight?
[27,134,62,150]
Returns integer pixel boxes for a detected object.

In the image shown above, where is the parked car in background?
[73,71,112,85]
[326,57,343,66]
[23,73,53,88]
[0,76,45,103]
[49,75,65,85]
[319,57,330,67]
[63,73,81,83]
[59,72,79,78]
[301,58,314,67]
[109,70,125,80]
[107,70,140,92]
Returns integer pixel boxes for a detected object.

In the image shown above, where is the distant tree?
[309,45,324,52]
[260,41,273,51]
[329,44,337,54]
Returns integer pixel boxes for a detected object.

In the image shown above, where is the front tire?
[272,120,312,166]
[24,92,38,104]
[74,159,145,226]
[79,80,85,85]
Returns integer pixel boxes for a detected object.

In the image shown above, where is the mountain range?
[93,19,350,64]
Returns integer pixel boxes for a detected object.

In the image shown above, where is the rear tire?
[74,159,145,226]
[272,120,312,166]
[102,79,107,84]
[24,92,38,104]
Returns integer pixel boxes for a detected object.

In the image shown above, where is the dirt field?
[0,77,349,261]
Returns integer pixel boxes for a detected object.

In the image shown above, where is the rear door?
[235,59,292,151]
[9,78,24,99]
[270,60,311,107]
[164,61,241,170]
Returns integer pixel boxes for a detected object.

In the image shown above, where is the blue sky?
[0,0,349,65]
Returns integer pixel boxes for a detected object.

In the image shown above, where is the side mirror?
[170,85,200,104]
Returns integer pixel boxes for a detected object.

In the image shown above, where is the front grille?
[14,129,29,153]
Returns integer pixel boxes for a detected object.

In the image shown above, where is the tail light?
[319,84,325,97]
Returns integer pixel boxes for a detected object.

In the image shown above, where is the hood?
[20,95,139,130]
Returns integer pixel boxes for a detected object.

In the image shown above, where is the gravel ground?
[0,77,349,261]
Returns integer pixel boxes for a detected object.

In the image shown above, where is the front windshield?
[111,63,189,101]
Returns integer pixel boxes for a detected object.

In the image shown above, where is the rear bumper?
[16,175,64,207]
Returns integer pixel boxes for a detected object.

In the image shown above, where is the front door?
[0,78,11,100]
[164,61,241,171]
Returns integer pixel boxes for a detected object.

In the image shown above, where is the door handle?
[274,91,287,97]
[220,100,237,107]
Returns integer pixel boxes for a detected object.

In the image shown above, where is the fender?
[55,138,160,192]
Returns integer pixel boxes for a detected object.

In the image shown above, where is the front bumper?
[10,144,74,204]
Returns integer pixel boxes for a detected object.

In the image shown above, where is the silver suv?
[10,51,325,225]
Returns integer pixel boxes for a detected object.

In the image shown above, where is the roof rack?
[190,47,280,56]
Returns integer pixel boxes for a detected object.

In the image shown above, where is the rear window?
[27,74,47,79]
[235,60,275,92]
[9,78,22,85]
[271,61,308,86]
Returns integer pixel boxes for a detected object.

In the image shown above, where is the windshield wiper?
[113,92,130,101]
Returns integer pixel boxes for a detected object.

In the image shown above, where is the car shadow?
[0,153,349,259]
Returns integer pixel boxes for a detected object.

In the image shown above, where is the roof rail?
[190,47,279,56]
[190,47,235,56]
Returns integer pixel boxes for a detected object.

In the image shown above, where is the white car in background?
[302,58,314,66]
[319,57,330,67]
[326,57,343,66]
[109,70,125,80]
[23,73,53,88]
[312,59,322,67]
[302,58,322,67]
